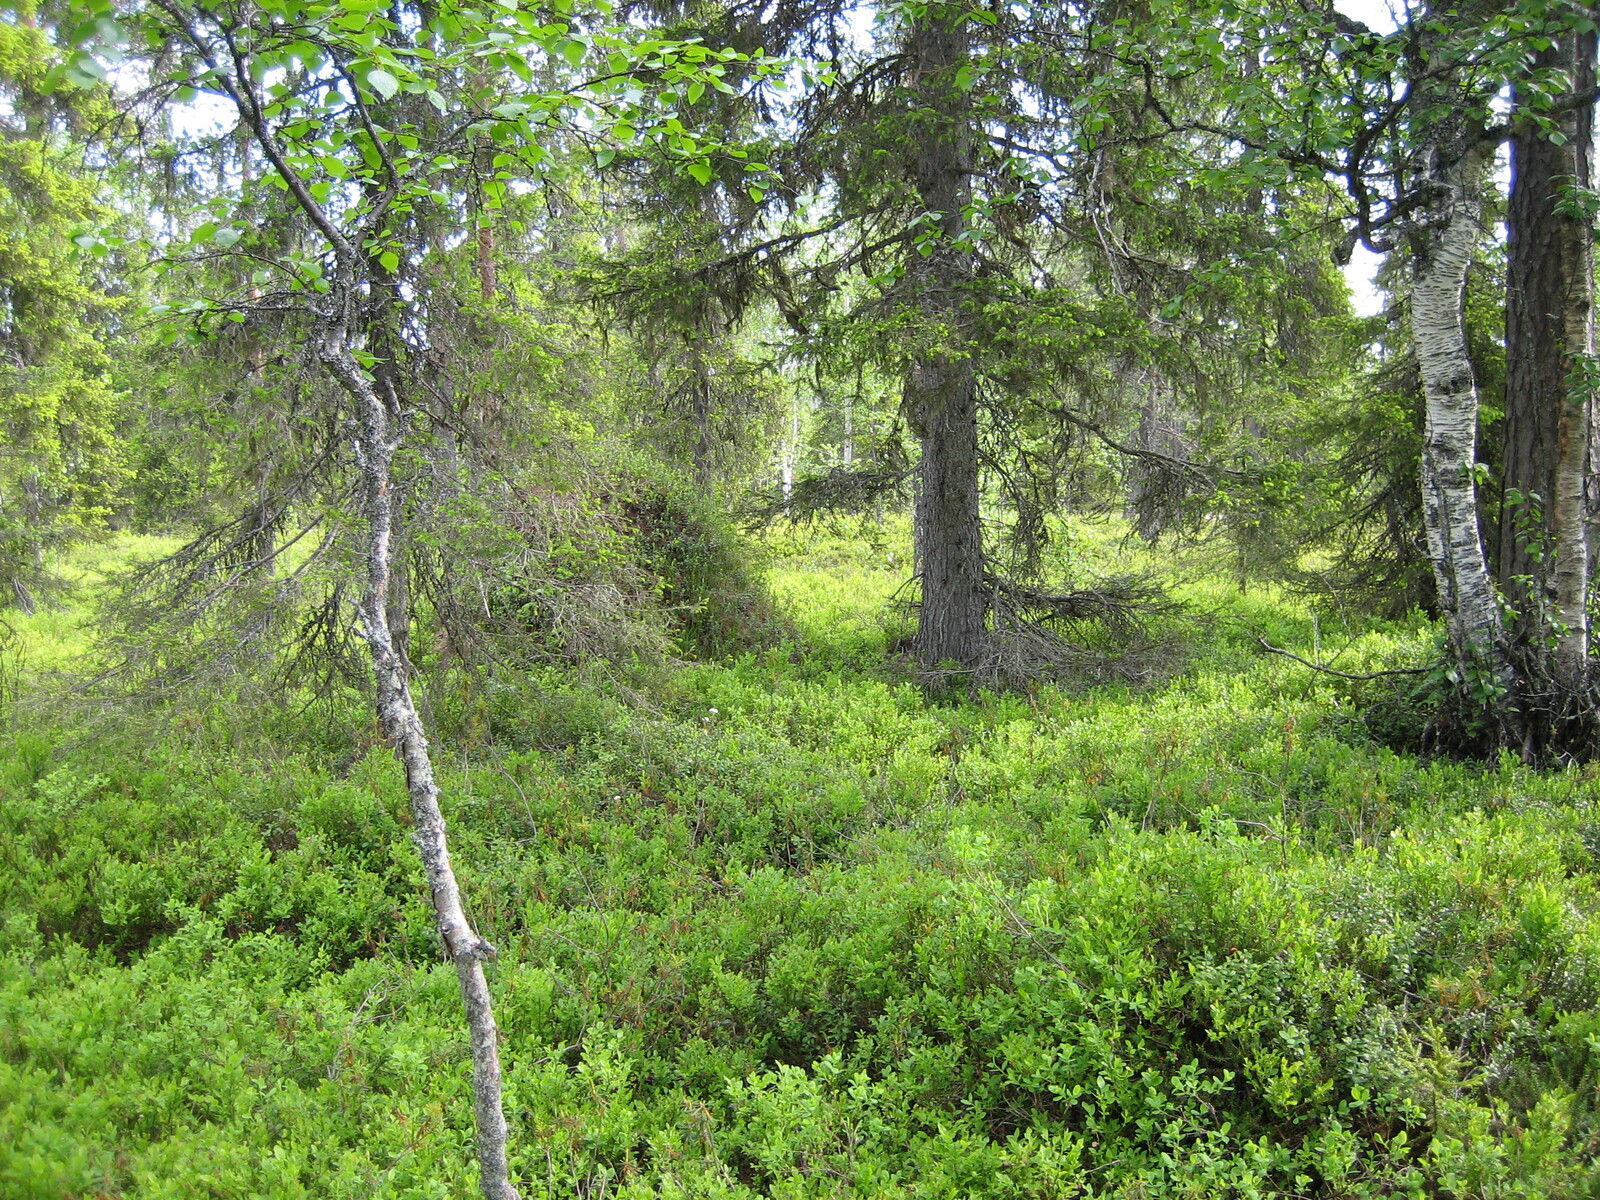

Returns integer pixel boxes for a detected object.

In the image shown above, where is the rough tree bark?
[904,4,987,673]
[1498,28,1597,680]
[477,221,499,301]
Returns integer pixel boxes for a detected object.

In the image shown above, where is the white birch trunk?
[190,27,522,1199]
[1553,314,1593,676]
[1553,168,1594,676]
[318,290,521,1200]
[1411,145,1515,693]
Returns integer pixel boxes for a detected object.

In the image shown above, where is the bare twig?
[1256,637,1429,680]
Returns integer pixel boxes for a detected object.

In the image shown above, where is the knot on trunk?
[447,929,499,963]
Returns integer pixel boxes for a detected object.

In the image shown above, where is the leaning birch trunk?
[1410,142,1518,724]
[318,279,521,1200]
[190,26,520,1199]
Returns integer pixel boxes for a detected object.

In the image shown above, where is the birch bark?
[1410,137,1518,716]
[1549,29,1596,677]
[317,275,521,1200]
[199,32,523,1195]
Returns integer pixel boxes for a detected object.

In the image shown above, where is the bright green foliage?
[40,0,789,696]
[59,0,776,307]
[0,17,127,610]
[9,0,1600,1193]
[1139,0,1593,226]
[5,533,1600,1196]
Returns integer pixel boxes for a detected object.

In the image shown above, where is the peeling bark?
[319,274,521,1200]
[174,8,524,1193]
[1410,139,1517,705]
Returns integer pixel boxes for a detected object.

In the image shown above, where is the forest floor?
[4,525,1600,1198]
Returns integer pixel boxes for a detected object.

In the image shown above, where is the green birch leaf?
[366,68,400,100]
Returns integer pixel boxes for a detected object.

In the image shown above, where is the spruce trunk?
[1500,29,1597,681]
[906,7,987,674]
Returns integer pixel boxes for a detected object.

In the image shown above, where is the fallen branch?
[986,572,1172,636]
[1257,638,1430,680]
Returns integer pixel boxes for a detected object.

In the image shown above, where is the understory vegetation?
[13,0,1600,1194]
[6,528,1600,1198]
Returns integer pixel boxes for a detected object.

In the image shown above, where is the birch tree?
[1408,106,1517,731]
[1390,0,1597,752]
[61,2,767,1195]
[1176,0,1596,754]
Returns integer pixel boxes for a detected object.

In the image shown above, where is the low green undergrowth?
[4,531,1600,1198]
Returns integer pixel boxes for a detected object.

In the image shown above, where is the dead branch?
[1256,637,1430,680]
[747,464,913,528]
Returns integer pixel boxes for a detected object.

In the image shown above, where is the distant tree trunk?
[686,295,727,491]
[842,388,855,466]
[780,389,800,500]
[1410,130,1519,729]
[691,366,716,490]
[476,220,498,301]
[905,5,987,673]
[472,68,498,304]
[688,188,727,491]
[1499,29,1596,681]
[1125,369,1186,541]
